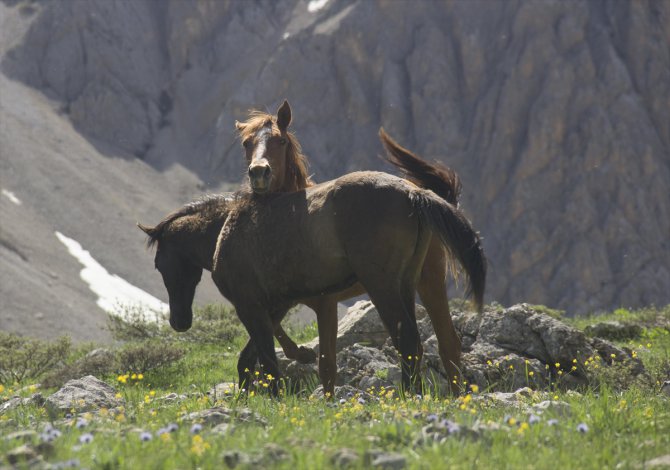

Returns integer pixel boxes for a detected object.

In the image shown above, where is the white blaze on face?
[2,189,21,205]
[55,231,168,321]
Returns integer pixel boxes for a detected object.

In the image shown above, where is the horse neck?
[176,218,226,273]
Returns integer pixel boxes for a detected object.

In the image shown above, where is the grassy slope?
[1,306,669,469]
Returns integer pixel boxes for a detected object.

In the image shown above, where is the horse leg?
[418,238,462,395]
[237,339,257,393]
[304,296,339,399]
[238,309,282,396]
[274,324,317,364]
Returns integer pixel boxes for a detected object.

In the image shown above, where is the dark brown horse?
[137,195,317,364]
[211,168,485,395]
[235,101,470,394]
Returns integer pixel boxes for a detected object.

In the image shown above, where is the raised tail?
[411,191,487,312]
[379,128,462,206]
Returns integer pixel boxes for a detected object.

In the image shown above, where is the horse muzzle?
[248,162,272,194]
[169,305,193,332]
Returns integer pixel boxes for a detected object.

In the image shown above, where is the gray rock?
[331,448,360,468]
[644,454,670,468]
[661,381,670,397]
[532,400,572,416]
[3,430,38,443]
[364,450,407,470]
[221,450,251,468]
[5,444,38,465]
[45,376,123,415]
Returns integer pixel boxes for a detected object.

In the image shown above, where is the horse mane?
[237,110,314,192]
[140,194,232,249]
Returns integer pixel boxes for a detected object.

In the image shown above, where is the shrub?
[0,332,71,384]
[116,342,185,374]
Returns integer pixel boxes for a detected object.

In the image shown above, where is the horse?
[137,195,318,365]
[210,166,485,395]
[234,101,470,394]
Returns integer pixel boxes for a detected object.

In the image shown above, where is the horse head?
[138,223,203,332]
[235,100,311,194]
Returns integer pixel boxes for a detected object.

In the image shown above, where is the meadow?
[1,304,669,469]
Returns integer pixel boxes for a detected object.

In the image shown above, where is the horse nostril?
[249,163,272,180]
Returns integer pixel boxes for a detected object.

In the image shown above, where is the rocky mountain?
[1,0,668,340]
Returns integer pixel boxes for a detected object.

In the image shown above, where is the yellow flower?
[149,390,156,397]
[517,422,529,434]
[115,393,122,399]
[469,384,479,394]
[572,359,578,363]
[555,362,560,368]
[137,374,144,380]
[0,384,5,394]
[160,433,171,442]
[131,373,138,380]
[528,371,534,377]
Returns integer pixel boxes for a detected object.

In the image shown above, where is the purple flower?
[357,397,366,405]
[426,413,439,423]
[75,418,88,429]
[547,419,559,426]
[166,423,179,433]
[78,433,94,444]
[190,423,203,434]
[339,398,346,405]
[156,427,168,436]
[139,431,153,442]
[529,414,541,425]
[576,423,589,433]
[446,422,461,435]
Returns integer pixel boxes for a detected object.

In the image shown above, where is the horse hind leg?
[237,340,258,393]
[418,238,463,395]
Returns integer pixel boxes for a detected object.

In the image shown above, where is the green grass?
[1,305,670,469]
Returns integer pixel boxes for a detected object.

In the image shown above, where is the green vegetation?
[1,305,669,469]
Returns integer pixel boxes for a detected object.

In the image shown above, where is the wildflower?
[115,393,122,399]
[357,397,366,405]
[445,420,460,435]
[528,414,541,425]
[139,431,153,442]
[547,419,559,426]
[508,364,514,370]
[505,416,517,426]
[131,373,138,380]
[79,433,94,444]
[166,422,179,433]
[555,362,560,368]
[572,359,577,364]
[426,414,439,423]
[190,423,203,434]
[517,422,529,434]
[571,366,577,371]
[529,371,535,377]
[75,418,88,429]
[576,423,589,433]
[469,384,479,394]
[339,398,346,405]
[137,374,144,380]
[0,384,4,394]
[149,390,156,397]
[191,434,211,456]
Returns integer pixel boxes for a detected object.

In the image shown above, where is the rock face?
[1,0,669,318]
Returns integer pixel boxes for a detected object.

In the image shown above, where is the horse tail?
[411,191,487,312]
[379,128,462,206]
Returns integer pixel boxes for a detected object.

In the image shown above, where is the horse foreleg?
[306,297,339,399]
[418,243,462,395]
[240,310,282,396]
[237,339,257,393]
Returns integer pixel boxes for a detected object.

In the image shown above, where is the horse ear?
[137,223,154,235]
[235,120,245,130]
[277,100,291,132]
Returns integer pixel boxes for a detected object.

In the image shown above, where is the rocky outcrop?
[1,0,669,316]
[44,375,123,416]
[280,302,644,394]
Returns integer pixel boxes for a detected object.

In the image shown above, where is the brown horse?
[211,167,485,395]
[235,101,469,394]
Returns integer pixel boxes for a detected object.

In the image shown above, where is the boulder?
[44,376,123,416]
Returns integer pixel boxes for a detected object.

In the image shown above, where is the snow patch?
[307,0,329,13]
[55,231,168,321]
[2,188,21,205]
